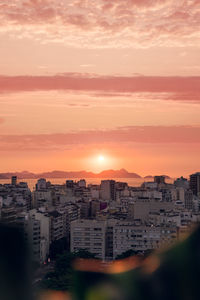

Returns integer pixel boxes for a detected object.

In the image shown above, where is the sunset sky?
[0,0,200,177]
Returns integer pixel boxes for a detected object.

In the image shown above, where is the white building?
[100,180,116,201]
[71,219,107,259]
[29,209,50,262]
[113,221,177,258]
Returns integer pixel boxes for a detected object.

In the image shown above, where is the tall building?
[29,209,50,262]
[66,180,74,189]
[11,176,17,186]
[100,180,116,201]
[190,172,200,196]
[154,176,165,185]
[184,189,193,210]
[16,213,41,263]
[28,217,41,263]
[90,200,100,218]
[36,178,47,190]
[48,210,66,242]
[105,219,117,259]
[58,203,80,245]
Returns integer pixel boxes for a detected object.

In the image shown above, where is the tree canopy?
[40,249,96,291]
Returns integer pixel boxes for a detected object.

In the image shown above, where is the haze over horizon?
[0,0,200,177]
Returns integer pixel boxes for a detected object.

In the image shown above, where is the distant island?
[0,169,171,179]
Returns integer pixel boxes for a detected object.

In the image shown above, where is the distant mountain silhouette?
[0,169,141,179]
[96,169,141,178]
[0,171,36,179]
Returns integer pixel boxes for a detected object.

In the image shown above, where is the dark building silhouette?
[11,176,17,186]
[190,172,200,196]
[154,176,165,184]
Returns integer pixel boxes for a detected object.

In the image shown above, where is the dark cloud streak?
[0,74,199,102]
[0,126,200,151]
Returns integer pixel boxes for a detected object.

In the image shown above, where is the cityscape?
[1,0,200,299]
[1,172,200,266]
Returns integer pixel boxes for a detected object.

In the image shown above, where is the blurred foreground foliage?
[40,250,96,291]
[2,223,200,300]
[73,225,200,300]
[49,237,69,260]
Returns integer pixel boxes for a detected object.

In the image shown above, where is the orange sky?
[0,0,200,177]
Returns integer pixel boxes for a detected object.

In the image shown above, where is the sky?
[0,0,200,177]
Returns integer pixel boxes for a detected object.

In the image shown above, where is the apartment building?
[113,221,177,258]
[71,219,107,259]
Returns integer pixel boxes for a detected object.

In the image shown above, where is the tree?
[115,249,138,260]
[143,249,153,258]
[49,237,68,260]
[73,249,96,259]
[40,250,96,291]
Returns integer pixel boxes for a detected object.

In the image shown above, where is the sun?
[86,153,117,172]
[98,155,105,162]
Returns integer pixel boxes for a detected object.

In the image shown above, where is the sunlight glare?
[98,155,105,162]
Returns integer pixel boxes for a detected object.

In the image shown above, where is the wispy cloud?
[80,64,96,68]
[1,126,200,151]
[0,0,200,48]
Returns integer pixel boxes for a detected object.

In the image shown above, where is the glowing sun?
[98,155,105,162]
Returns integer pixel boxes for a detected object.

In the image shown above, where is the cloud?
[0,74,199,103]
[0,126,200,151]
[80,64,96,68]
[0,0,200,48]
